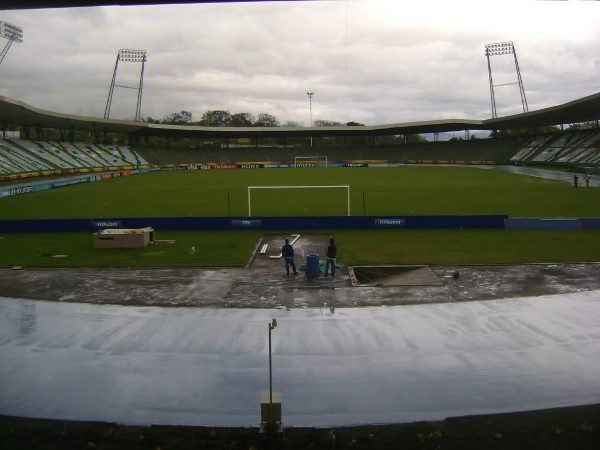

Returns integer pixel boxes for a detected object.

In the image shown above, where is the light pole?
[307,91,314,147]
[260,318,282,434]
[268,318,277,405]
[0,21,23,66]
[264,318,280,433]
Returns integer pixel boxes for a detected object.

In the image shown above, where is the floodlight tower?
[0,21,23,66]
[484,41,528,118]
[104,49,147,121]
[307,91,314,147]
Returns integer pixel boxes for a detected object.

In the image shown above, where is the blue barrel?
[305,254,320,279]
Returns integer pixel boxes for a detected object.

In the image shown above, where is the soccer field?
[1,166,599,219]
[1,166,599,268]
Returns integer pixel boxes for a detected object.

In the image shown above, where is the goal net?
[294,155,328,167]
[247,185,350,217]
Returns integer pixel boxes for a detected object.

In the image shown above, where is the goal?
[247,185,350,217]
[294,155,328,167]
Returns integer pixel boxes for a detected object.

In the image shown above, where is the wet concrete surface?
[349,265,443,287]
[1,249,600,308]
[2,291,600,426]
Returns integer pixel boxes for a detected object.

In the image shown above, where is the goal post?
[294,155,328,167]
[247,185,350,217]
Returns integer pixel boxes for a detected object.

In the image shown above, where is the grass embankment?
[1,166,599,219]
[1,229,600,268]
[1,403,599,449]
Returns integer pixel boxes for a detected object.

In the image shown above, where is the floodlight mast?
[484,41,528,119]
[0,21,23,66]
[307,91,314,147]
[104,48,147,121]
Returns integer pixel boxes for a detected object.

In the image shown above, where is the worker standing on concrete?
[324,237,337,277]
[282,238,298,276]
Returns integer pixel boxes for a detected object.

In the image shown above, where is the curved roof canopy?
[3,1,599,138]
[1,92,599,139]
[0,0,301,9]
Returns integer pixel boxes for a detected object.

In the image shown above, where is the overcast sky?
[1,0,599,128]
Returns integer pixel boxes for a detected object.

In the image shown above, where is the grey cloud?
[1,1,598,126]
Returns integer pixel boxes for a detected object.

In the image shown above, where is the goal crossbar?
[247,185,350,217]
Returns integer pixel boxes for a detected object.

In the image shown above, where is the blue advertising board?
[0,215,510,232]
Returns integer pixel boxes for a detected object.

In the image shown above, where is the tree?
[346,121,365,127]
[404,134,428,144]
[313,120,343,127]
[228,112,254,127]
[254,113,279,127]
[199,110,231,127]
[568,121,600,130]
[161,110,193,125]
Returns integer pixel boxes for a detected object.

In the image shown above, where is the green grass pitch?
[1,166,599,268]
[1,229,600,268]
[1,166,599,219]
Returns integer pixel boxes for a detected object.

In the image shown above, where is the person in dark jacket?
[324,237,337,277]
[281,238,297,275]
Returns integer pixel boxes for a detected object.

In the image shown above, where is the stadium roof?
[1,92,599,139]
[486,92,600,130]
[0,0,301,9]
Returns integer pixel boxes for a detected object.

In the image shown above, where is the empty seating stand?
[0,140,54,173]
[0,139,148,176]
[508,130,600,166]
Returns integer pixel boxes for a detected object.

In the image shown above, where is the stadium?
[1,1,600,449]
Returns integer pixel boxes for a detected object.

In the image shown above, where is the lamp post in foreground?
[261,318,282,434]
[269,318,276,404]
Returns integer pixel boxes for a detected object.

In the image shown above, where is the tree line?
[145,110,365,128]
[145,109,590,140]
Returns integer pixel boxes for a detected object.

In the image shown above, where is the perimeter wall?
[1,216,600,232]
